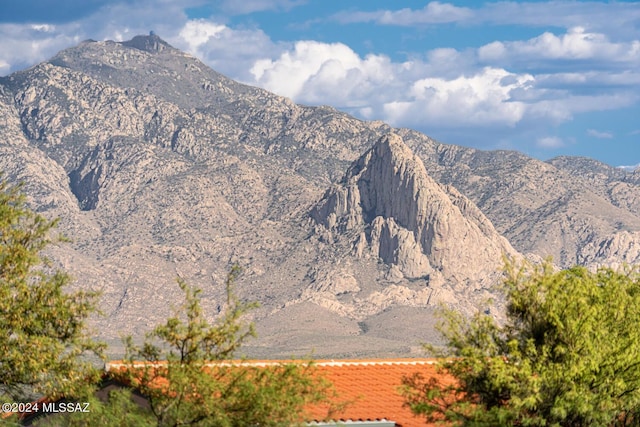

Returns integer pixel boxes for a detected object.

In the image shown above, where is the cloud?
[177,20,227,52]
[335,2,640,36]
[173,20,282,81]
[247,41,536,129]
[618,163,640,172]
[244,35,637,132]
[0,59,9,75]
[250,40,396,105]
[334,1,472,25]
[381,67,533,128]
[217,0,306,15]
[533,71,640,89]
[0,23,84,74]
[587,129,613,139]
[478,27,640,66]
[477,1,640,35]
[537,136,565,148]
[524,93,637,128]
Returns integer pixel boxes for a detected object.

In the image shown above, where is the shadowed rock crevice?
[68,168,100,211]
[67,139,119,211]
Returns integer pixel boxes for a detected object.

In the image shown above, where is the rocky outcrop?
[578,231,640,269]
[312,133,518,282]
[121,34,173,53]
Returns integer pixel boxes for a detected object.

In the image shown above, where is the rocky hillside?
[1,35,639,358]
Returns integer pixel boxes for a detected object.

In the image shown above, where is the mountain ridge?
[1,34,639,358]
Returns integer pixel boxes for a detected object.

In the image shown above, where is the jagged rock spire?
[312,133,518,281]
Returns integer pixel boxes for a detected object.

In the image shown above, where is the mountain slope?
[1,35,639,357]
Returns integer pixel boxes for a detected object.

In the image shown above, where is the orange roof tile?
[307,359,447,427]
[106,358,452,427]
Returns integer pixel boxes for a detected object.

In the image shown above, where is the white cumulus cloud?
[377,1,472,25]
[250,41,396,106]
[619,163,640,172]
[537,136,565,148]
[382,67,533,128]
[333,1,472,25]
[587,129,613,139]
[246,37,539,130]
[177,20,226,54]
[244,35,639,134]
[30,24,57,33]
[0,23,83,74]
[172,20,281,81]
[478,27,640,66]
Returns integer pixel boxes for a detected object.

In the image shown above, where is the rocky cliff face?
[1,35,639,358]
[312,134,517,283]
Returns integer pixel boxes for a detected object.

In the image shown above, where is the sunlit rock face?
[312,133,518,283]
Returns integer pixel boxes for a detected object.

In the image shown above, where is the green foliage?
[402,260,640,426]
[118,266,333,426]
[33,388,155,427]
[0,178,104,404]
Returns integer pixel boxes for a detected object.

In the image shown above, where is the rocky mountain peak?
[346,133,430,226]
[312,133,518,282]
[120,33,174,53]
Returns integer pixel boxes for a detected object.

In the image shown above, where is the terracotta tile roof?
[307,359,446,427]
[105,358,452,427]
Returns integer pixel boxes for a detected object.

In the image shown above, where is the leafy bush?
[402,260,640,426]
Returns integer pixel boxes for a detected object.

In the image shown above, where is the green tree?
[402,260,640,426]
[115,266,335,427]
[0,178,104,406]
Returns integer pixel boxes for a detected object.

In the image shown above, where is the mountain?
[311,133,517,282]
[1,35,639,358]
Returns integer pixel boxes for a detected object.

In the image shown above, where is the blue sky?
[1,1,639,168]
